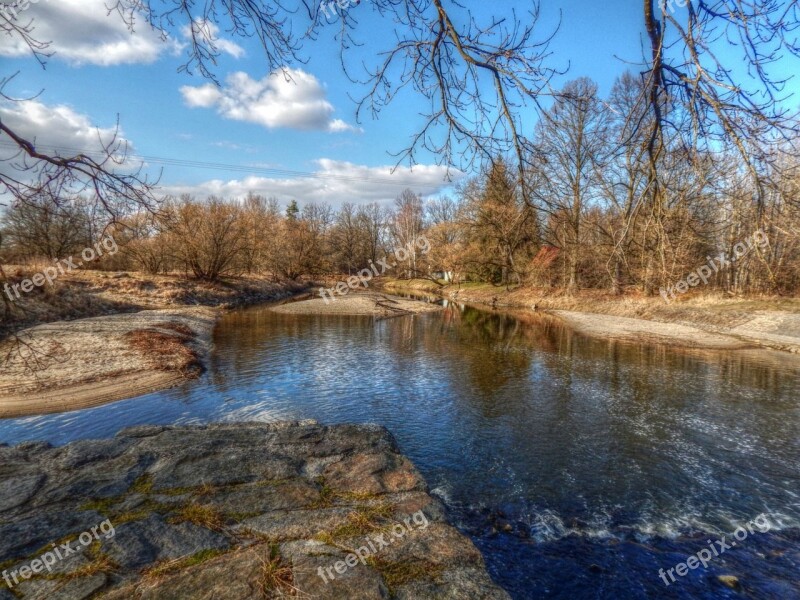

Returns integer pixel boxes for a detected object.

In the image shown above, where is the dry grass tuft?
[322,504,395,541]
[256,545,299,598]
[142,548,229,580]
[169,503,228,532]
[346,503,393,530]
[124,327,203,377]
[368,557,443,593]
[195,482,217,497]
[130,473,154,495]
[66,554,118,579]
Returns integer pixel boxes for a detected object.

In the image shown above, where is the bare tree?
[531,78,610,292]
[2,192,91,260]
[2,1,564,221]
[356,203,390,265]
[240,193,280,275]
[118,210,169,274]
[331,202,361,275]
[162,196,247,280]
[426,196,459,230]
[0,78,159,219]
[426,196,464,284]
[391,190,425,278]
[642,0,800,215]
[595,72,652,294]
[300,202,334,276]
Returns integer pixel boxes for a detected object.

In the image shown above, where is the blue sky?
[0,0,795,206]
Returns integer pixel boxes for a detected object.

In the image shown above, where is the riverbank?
[0,307,217,418]
[378,279,800,353]
[270,291,444,319]
[0,421,510,599]
[0,269,307,340]
[0,271,306,418]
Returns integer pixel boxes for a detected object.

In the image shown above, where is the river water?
[1,300,799,599]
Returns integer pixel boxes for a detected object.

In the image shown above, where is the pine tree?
[285,200,300,222]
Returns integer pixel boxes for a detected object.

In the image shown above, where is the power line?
[0,141,455,188]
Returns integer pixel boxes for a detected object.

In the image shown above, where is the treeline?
[0,191,432,283]
[2,74,800,296]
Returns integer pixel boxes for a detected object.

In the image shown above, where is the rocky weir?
[0,421,509,599]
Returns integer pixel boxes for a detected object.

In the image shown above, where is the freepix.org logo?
[319,0,365,21]
[2,519,115,590]
[0,0,47,21]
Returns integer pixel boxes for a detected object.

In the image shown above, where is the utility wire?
[0,141,453,188]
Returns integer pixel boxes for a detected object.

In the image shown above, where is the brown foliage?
[124,327,203,378]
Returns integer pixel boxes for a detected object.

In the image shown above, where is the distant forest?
[2,74,799,297]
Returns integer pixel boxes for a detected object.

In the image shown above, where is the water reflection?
[1,301,798,599]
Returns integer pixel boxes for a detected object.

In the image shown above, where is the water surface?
[2,301,799,599]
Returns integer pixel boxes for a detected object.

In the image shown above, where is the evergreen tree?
[285,200,300,222]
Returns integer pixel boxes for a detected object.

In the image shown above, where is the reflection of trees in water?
[714,352,800,398]
[210,311,378,393]
[208,304,800,427]
[207,310,279,392]
[395,305,570,408]
[536,325,800,402]
[381,311,418,350]
[537,332,800,479]
[191,303,800,525]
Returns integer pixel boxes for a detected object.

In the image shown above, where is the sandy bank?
[0,270,306,418]
[271,291,443,318]
[379,279,800,354]
[0,307,217,418]
[550,311,752,349]
[0,268,305,341]
[549,310,800,353]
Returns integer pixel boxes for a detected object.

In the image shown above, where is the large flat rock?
[0,421,509,599]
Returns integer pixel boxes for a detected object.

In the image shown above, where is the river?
[1,300,799,599]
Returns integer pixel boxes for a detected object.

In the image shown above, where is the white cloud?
[182,84,222,108]
[180,69,362,133]
[161,159,462,206]
[0,100,135,160]
[183,20,245,59]
[328,119,359,133]
[0,0,181,65]
[0,100,138,202]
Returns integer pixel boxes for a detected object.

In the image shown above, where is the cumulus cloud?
[0,0,180,65]
[161,159,461,206]
[182,20,245,59]
[0,100,135,160]
[180,69,362,133]
[0,100,139,203]
[0,0,236,65]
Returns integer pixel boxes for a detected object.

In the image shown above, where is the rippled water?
[2,300,799,599]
